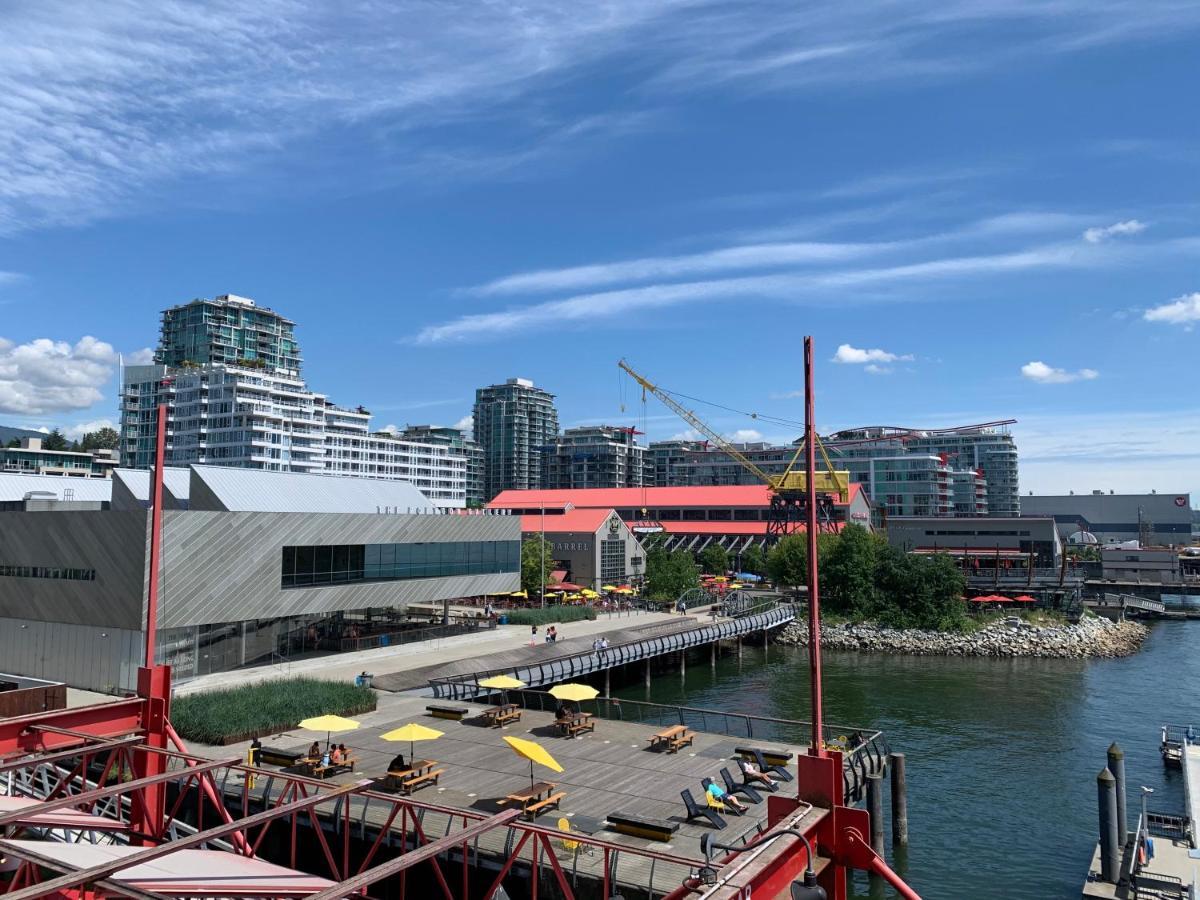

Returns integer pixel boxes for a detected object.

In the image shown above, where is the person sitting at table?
[330,745,343,765]
[337,743,349,763]
[705,777,747,812]
[307,741,321,760]
[555,701,570,722]
[389,752,407,772]
[320,748,331,767]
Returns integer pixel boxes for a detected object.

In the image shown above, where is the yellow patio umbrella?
[507,590,528,598]
[580,589,599,598]
[298,714,360,748]
[548,683,598,702]
[478,675,525,690]
[601,585,617,592]
[503,735,563,789]
[613,587,634,594]
[566,593,584,601]
[381,722,444,761]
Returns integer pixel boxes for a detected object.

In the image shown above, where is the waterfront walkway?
[174,608,684,696]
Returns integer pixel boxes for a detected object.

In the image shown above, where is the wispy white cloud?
[63,418,116,441]
[832,344,912,365]
[1083,219,1147,243]
[1143,292,1200,326]
[5,2,1200,234]
[453,415,473,432]
[1020,361,1099,384]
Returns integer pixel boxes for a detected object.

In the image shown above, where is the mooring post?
[679,649,686,678]
[1098,767,1120,883]
[711,642,717,669]
[604,667,611,698]
[1107,742,1128,847]
[889,751,908,846]
[867,772,885,858]
[736,636,742,659]
[645,659,652,689]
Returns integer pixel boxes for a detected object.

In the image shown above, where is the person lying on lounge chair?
[739,759,778,787]
[705,777,747,813]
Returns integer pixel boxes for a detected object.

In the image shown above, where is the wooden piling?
[1098,767,1119,883]
[1107,743,1128,848]
[889,751,908,846]
[867,772,885,857]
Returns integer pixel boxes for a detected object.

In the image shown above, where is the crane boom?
[617,359,848,496]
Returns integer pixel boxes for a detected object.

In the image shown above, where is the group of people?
[703,760,779,813]
[307,740,351,768]
[554,700,579,723]
[590,636,610,656]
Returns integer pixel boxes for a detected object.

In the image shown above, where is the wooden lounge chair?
[681,788,726,829]
[721,767,761,803]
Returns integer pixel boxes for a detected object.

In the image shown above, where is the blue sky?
[2,1,1199,497]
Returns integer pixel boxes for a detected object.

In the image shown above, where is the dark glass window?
[281,540,520,589]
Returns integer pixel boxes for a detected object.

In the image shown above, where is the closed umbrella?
[503,735,563,789]
[298,714,361,748]
[381,722,444,762]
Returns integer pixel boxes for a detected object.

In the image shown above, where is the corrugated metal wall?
[0,617,141,692]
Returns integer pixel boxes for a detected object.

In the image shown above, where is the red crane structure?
[0,350,921,899]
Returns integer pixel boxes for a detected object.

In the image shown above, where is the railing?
[337,619,493,653]
[507,688,887,803]
[428,603,795,701]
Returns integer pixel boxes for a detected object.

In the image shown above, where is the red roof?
[492,483,861,510]
[518,507,616,533]
[657,521,845,535]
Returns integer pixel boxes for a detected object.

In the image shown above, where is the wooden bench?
[259,747,306,767]
[399,768,445,795]
[480,705,522,728]
[647,725,693,754]
[524,792,566,819]
[426,705,469,721]
[606,811,679,842]
[311,757,357,780]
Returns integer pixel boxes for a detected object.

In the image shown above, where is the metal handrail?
[428,602,795,700]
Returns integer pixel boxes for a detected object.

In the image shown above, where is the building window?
[601,539,626,584]
[281,541,519,589]
[0,564,96,581]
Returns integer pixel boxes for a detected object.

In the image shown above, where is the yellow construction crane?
[617,359,850,538]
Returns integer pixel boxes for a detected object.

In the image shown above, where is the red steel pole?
[804,336,825,757]
[144,401,167,668]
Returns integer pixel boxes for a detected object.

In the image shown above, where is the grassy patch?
[504,606,597,626]
[172,678,376,745]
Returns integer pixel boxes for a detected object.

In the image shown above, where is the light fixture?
[701,829,827,900]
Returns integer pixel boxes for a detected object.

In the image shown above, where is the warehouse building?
[1021,491,1193,546]
[886,515,1062,569]
[0,466,519,692]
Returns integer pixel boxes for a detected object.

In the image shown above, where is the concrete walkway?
[174,609,686,696]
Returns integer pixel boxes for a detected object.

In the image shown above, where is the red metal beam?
[304,809,522,900]
[803,335,825,758]
[0,843,167,900]
[0,699,145,757]
[0,737,143,774]
[0,756,237,827]
[0,780,371,900]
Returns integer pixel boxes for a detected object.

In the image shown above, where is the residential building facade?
[156,294,302,376]
[0,437,117,479]
[473,378,559,500]
[400,426,485,506]
[542,425,647,490]
[647,440,706,487]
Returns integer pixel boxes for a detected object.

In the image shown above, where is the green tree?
[520,536,553,594]
[646,546,699,601]
[739,544,765,576]
[821,524,879,617]
[79,427,119,451]
[766,531,840,590]
[873,546,966,630]
[42,428,69,451]
[697,544,729,577]
[4,438,19,449]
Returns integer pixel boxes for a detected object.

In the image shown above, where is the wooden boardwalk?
[228,694,817,895]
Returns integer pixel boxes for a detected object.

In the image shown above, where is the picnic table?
[302,753,358,780]
[647,725,694,754]
[480,703,522,728]
[555,712,595,738]
[386,759,444,794]
[505,781,565,819]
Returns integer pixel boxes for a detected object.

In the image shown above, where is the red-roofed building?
[490,484,872,555]
[516,507,645,591]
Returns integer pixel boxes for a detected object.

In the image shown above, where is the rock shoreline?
[776,615,1148,659]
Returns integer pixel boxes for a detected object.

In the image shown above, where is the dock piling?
[889,751,908,846]
[867,772,885,857]
[644,659,651,689]
[1097,767,1120,883]
[736,636,742,659]
[1107,742,1128,847]
[679,649,686,678]
[711,642,717,669]
[604,668,610,699]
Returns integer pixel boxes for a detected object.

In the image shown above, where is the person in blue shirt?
[704,777,747,812]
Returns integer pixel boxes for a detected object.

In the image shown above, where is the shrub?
[171,678,376,745]
[504,606,597,626]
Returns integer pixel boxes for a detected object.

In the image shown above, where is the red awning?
[550,570,567,582]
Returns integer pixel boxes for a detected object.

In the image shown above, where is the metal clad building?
[1020,492,1193,545]
[0,467,519,691]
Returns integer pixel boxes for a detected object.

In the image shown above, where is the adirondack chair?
[681,788,726,829]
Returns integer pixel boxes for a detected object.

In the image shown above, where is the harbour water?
[616,620,1200,899]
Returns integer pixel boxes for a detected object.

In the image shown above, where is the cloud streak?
[833,344,913,365]
[1143,292,1200,325]
[1083,219,1146,243]
[1020,361,1099,384]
